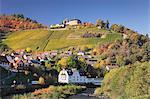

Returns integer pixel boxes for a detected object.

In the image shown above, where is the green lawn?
[3,28,122,51]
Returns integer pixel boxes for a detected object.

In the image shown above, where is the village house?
[86,59,97,66]
[58,69,103,85]
[0,56,13,70]
[50,50,58,56]
[77,51,85,56]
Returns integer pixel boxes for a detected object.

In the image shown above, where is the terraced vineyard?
[3,28,123,51]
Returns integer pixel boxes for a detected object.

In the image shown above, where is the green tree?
[78,57,87,71]
[110,24,124,33]
[67,56,77,68]
[146,34,149,38]
[16,14,24,19]
[96,19,104,29]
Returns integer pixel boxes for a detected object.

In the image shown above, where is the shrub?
[12,85,86,98]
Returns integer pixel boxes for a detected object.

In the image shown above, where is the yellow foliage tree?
[93,48,99,55]
[95,60,106,69]
[45,61,51,69]
[25,47,32,53]
[57,58,68,69]
[39,76,45,85]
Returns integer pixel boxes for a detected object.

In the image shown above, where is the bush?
[12,85,86,99]
[82,32,101,38]
[15,85,26,90]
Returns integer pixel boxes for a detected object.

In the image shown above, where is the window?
[61,73,66,80]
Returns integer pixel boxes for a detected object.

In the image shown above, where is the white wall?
[58,70,69,83]
[58,69,103,85]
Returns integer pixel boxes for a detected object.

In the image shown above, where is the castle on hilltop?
[50,18,82,29]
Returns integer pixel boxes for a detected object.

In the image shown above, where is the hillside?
[1,17,150,99]
[4,28,121,51]
[0,14,46,33]
[0,14,47,52]
[94,62,150,99]
[3,27,123,51]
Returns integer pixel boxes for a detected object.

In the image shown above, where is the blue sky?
[1,0,150,35]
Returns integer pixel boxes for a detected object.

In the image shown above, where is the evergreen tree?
[146,34,149,38]
[106,20,109,29]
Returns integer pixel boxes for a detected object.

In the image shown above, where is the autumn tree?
[25,47,32,53]
[57,58,68,69]
[45,61,51,69]
[38,76,45,85]
[94,60,106,69]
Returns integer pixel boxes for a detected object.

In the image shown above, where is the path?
[69,88,99,99]
[42,31,53,51]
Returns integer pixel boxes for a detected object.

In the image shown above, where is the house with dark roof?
[0,56,12,70]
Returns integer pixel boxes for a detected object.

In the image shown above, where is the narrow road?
[42,31,53,51]
[69,88,99,99]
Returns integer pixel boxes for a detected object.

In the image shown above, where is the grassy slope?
[3,28,122,51]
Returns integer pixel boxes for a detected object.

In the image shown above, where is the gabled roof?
[64,68,86,76]
[70,19,81,21]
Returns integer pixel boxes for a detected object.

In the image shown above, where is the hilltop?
[0,14,46,33]
[1,17,148,52]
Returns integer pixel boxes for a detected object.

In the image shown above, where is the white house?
[50,50,58,56]
[77,52,85,56]
[58,69,103,85]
